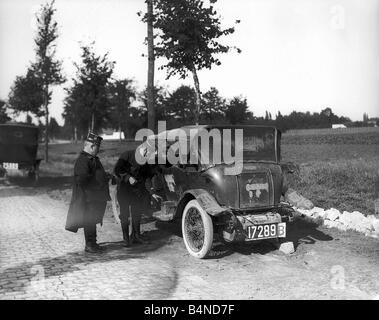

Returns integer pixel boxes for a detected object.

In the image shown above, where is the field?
[282,131,379,215]
[37,129,379,215]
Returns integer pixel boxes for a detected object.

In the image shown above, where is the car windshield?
[191,126,277,167]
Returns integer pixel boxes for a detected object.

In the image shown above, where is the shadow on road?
[0,176,73,198]
[152,216,333,259]
[286,218,333,249]
[9,175,72,189]
[207,218,333,259]
[0,235,173,296]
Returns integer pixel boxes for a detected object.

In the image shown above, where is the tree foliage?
[140,85,169,121]
[225,96,252,124]
[108,79,136,138]
[0,99,10,124]
[150,0,240,123]
[8,68,44,117]
[249,108,351,131]
[201,87,226,122]
[165,85,197,124]
[48,117,60,139]
[152,0,239,78]
[30,0,65,161]
[32,0,65,92]
[63,43,114,137]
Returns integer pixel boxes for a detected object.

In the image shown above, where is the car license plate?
[246,222,286,240]
[2,162,18,170]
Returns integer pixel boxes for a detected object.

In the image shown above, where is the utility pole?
[147,0,155,132]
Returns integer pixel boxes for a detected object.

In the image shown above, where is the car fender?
[176,189,227,218]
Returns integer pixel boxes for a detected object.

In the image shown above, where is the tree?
[32,0,65,162]
[64,43,114,138]
[63,83,85,142]
[26,114,33,124]
[0,100,10,124]
[128,106,149,136]
[152,0,240,124]
[48,117,60,140]
[140,85,169,121]
[200,87,226,122]
[225,96,251,124]
[108,79,136,139]
[146,0,156,131]
[165,85,197,125]
[8,68,44,118]
[275,111,285,131]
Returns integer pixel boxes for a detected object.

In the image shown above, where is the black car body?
[142,125,294,258]
[0,123,41,181]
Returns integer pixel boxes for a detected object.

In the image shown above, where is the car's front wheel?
[182,199,213,259]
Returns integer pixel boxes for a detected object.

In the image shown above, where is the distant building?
[332,124,347,129]
[100,131,125,140]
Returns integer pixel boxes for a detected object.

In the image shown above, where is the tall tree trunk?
[91,112,95,132]
[74,126,77,143]
[191,66,201,125]
[118,119,122,141]
[44,86,49,162]
[124,100,130,139]
[147,0,155,132]
[375,174,379,216]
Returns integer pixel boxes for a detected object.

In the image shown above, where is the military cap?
[86,132,103,146]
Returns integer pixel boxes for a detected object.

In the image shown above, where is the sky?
[0,0,379,125]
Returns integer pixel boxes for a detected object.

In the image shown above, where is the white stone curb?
[294,206,379,239]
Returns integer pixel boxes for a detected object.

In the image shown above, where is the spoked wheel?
[182,199,213,259]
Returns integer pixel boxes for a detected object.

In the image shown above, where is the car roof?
[149,124,280,141]
[180,124,279,134]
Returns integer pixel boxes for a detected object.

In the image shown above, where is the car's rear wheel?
[182,199,213,259]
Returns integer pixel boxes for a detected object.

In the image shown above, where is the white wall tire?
[182,199,213,259]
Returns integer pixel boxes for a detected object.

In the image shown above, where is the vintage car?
[0,122,41,182]
[139,125,295,259]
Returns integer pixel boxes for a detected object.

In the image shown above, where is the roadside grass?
[38,140,139,176]
[282,131,379,215]
[283,131,379,145]
[285,158,379,215]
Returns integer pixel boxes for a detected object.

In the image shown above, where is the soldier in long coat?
[65,133,111,253]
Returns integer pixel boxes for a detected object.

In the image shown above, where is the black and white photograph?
[0,0,378,303]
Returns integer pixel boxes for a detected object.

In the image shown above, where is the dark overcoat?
[65,151,111,233]
[114,149,154,208]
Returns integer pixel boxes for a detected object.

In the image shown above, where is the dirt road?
[0,180,378,300]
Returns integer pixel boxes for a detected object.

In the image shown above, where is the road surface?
[0,180,378,300]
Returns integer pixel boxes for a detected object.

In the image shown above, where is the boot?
[85,243,103,253]
[84,225,104,253]
[121,221,130,247]
[131,219,148,245]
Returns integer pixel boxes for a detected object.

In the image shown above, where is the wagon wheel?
[182,199,213,259]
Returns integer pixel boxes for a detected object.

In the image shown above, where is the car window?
[193,127,277,166]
